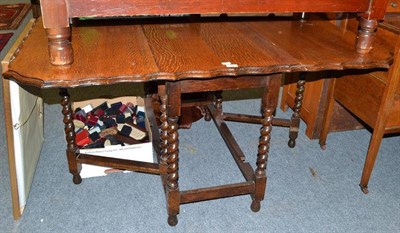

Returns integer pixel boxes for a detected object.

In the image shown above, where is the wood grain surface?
[67,0,370,18]
[4,16,393,88]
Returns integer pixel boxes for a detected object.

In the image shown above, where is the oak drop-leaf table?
[3,16,392,226]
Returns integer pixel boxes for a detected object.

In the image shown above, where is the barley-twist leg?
[59,88,81,184]
[252,106,274,212]
[166,116,180,226]
[288,75,305,148]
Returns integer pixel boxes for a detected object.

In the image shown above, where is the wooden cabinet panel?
[334,72,386,128]
[387,1,400,13]
[281,72,364,140]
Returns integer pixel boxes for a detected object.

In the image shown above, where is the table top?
[3,16,393,88]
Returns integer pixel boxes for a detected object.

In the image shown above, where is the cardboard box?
[73,96,154,178]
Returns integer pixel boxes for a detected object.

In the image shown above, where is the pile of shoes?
[73,101,148,149]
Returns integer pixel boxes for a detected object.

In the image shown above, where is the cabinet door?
[2,19,43,220]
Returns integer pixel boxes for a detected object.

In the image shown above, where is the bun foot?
[250,200,261,212]
[168,215,178,226]
[360,184,369,194]
[320,144,327,150]
[288,139,296,148]
[204,107,211,121]
[72,174,82,184]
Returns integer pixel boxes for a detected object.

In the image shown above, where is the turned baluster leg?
[46,28,73,66]
[59,88,81,184]
[251,75,280,212]
[41,0,73,65]
[356,17,378,54]
[288,74,305,148]
[166,116,180,226]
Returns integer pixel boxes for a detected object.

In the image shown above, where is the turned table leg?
[288,74,305,148]
[40,0,73,65]
[45,28,73,66]
[163,82,182,226]
[166,115,180,226]
[59,88,81,184]
[252,106,273,212]
[252,75,280,212]
[356,17,378,54]
[159,95,169,176]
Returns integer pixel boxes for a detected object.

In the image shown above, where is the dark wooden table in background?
[319,13,400,194]
[39,0,390,65]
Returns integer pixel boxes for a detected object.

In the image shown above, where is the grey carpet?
[1,94,399,232]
